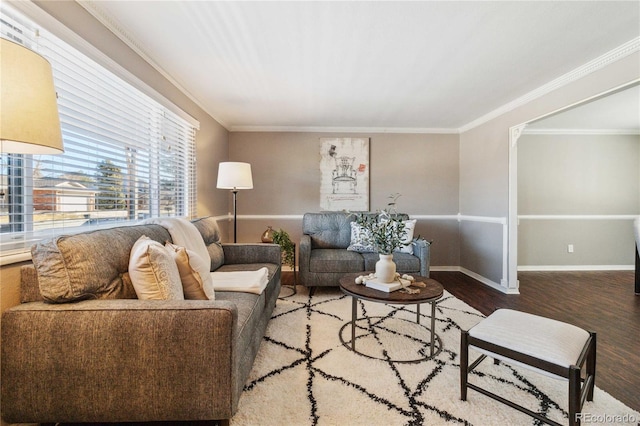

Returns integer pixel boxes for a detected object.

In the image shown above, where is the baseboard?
[431,266,519,295]
[518,265,634,272]
[430,266,460,272]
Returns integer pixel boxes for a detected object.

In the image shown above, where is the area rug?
[231,286,639,425]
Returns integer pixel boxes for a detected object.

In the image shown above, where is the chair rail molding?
[518,214,639,221]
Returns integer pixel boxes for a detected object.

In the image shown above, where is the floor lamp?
[217,162,253,243]
[1,38,64,200]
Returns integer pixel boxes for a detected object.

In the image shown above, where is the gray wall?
[226,131,461,267]
[459,52,640,288]
[518,133,639,267]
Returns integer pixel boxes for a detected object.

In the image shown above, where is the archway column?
[507,123,527,291]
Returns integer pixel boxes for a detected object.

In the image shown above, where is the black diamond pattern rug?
[231,286,638,425]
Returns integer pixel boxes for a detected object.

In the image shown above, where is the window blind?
[0,4,198,256]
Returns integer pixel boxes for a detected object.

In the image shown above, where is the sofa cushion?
[362,252,421,273]
[191,217,225,271]
[165,242,215,300]
[129,236,185,300]
[31,223,171,303]
[215,290,265,353]
[303,212,355,249]
[310,249,364,273]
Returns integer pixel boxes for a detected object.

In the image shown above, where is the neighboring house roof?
[34,179,98,195]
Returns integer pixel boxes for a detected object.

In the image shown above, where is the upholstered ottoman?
[460,309,596,426]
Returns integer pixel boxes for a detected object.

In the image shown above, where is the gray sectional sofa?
[299,211,431,288]
[1,217,281,425]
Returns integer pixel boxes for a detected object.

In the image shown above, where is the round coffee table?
[339,272,444,363]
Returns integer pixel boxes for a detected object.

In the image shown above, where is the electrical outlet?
[567,244,574,253]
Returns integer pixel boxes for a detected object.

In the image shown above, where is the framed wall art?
[319,137,369,211]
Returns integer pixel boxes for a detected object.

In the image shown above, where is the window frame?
[0,2,200,265]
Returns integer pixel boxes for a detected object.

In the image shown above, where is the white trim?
[518,265,634,272]
[458,214,506,225]
[235,214,507,223]
[14,1,201,129]
[429,266,459,272]
[0,251,32,266]
[519,215,639,221]
[459,37,640,133]
[229,126,459,134]
[523,128,640,135]
[460,267,519,294]
[407,215,459,220]
[238,214,305,220]
[427,266,518,294]
[507,123,526,291]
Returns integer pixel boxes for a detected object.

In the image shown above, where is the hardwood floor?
[430,270,640,412]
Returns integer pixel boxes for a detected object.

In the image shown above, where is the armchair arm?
[1,299,238,423]
[222,243,281,265]
[413,238,432,278]
[299,234,312,278]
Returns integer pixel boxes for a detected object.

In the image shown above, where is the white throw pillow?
[165,242,215,300]
[129,236,184,300]
[394,219,417,254]
[144,217,210,269]
[347,222,376,253]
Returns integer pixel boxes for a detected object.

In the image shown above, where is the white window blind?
[0,4,198,257]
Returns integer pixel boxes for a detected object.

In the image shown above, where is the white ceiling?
[527,84,640,132]
[80,1,640,132]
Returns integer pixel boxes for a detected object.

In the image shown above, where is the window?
[0,4,198,258]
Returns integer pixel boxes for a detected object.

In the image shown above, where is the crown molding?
[459,37,640,133]
[229,125,459,134]
[76,0,229,131]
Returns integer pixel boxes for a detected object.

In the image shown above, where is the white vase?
[375,254,396,283]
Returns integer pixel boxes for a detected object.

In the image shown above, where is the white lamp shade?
[217,162,253,189]
[0,38,63,154]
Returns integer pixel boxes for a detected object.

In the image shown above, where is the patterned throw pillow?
[165,242,215,300]
[347,222,376,253]
[129,236,184,300]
